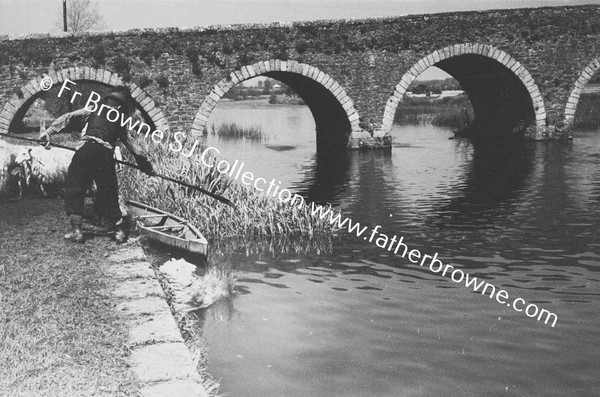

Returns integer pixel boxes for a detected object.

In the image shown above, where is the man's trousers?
[64,141,122,224]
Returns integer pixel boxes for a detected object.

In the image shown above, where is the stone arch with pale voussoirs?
[564,58,600,127]
[0,66,169,136]
[191,59,361,147]
[380,43,547,138]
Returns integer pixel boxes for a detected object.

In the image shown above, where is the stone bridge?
[0,4,599,149]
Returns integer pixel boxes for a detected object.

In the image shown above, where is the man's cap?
[105,91,128,107]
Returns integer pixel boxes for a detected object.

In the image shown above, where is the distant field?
[394,94,473,129]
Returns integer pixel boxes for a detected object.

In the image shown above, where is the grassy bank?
[0,149,11,194]
[394,94,473,128]
[0,198,139,396]
[206,122,264,141]
[119,139,339,241]
[574,93,600,129]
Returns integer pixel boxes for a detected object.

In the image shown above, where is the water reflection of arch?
[0,66,169,135]
[564,58,600,127]
[191,60,360,148]
[434,139,536,227]
[382,44,546,138]
[293,148,353,205]
[292,148,395,223]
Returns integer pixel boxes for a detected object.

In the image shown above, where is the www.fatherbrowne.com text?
[54,81,558,328]
[196,147,558,328]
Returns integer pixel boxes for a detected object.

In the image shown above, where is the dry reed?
[119,137,339,241]
[207,122,264,141]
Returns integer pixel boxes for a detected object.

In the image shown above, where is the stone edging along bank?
[105,245,208,397]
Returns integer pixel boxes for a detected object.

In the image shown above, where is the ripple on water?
[198,107,600,396]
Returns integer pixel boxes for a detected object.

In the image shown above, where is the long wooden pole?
[0,133,236,208]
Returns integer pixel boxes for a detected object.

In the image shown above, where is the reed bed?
[574,93,600,129]
[0,140,71,197]
[211,234,335,258]
[0,140,22,194]
[0,156,11,194]
[206,122,264,141]
[119,138,339,241]
[394,95,473,128]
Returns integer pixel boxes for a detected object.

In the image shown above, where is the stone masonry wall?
[0,4,599,144]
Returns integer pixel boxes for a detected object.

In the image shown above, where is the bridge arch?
[382,44,546,137]
[191,59,360,147]
[0,66,169,135]
[564,58,600,126]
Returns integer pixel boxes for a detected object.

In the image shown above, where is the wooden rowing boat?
[126,200,208,256]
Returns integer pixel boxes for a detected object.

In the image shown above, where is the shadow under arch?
[0,66,169,135]
[292,148,353,204]
[432,139,536,229]
[564,58,600,127]
[382,44,546,138]
[191,60,360,149]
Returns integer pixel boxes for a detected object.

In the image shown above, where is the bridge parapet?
[0,4,598,147]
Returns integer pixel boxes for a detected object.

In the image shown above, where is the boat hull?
[126,200,208,256]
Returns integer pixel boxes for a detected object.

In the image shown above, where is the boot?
[64,214,84,243]
[113,218,128,244]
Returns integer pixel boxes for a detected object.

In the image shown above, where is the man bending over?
[39,86,154,243]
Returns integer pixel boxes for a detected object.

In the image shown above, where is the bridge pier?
[524,125,548,140]
[523,124,573,141]
[347,123,572,149]
[346,129,392,150]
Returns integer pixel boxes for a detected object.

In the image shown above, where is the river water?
[195,99,600,396]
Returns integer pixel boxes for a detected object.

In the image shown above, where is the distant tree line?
[409,78,463,95]
[224,78,298,101]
